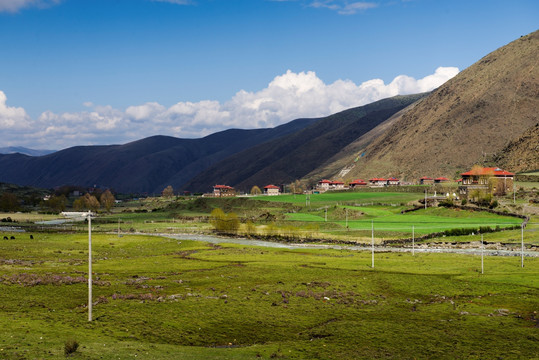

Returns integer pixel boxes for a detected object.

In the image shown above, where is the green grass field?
[285,206,523,235]
[0,233,537,359]
[252,192,423,206]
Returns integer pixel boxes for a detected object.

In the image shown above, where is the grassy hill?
[317,30,539,182]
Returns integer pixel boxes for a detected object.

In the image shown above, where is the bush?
[461,199,467,206]
[64,339,79,356]
[210,208,240,234]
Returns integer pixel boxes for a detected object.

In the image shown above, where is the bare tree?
[162,185,174,198]
[100,190,115,212]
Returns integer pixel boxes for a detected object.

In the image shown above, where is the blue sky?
[0,0,537,149]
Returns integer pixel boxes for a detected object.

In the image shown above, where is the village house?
[459,167,514,196]
[317,179,332,191]
[330,180,345,190]
[434,177,451,184]
[264,184,280,196]
[369,178,387,187]
[213,185,236,197]
[349,179,367,188]
[419,177,434,185]
[387,177,400,186]
[317,179,346,191]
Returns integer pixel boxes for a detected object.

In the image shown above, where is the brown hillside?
[325,30,539,182]
[493,122,539,173]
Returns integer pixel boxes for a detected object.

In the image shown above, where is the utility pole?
[481,233,484,274]
[325,207,327,222]
[88,213,92,322]
[371,220,374,268]
[345,208,348,228]
[412,225,415,256]
[521,223,524,268]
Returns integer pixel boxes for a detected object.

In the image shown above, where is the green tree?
[46,195,67,213]
[245,220,256,235]
[0,193,19,212]
[225,212,240,233]
[209,208,240,234]
[209,208,226,231]
[100,190,115,212]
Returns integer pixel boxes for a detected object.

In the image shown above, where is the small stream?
[162,233,539,257]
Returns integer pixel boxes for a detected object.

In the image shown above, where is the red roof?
[370,178,386,181]
[388,177,399,181]
[349,179,367,184]
[331,181,344,185]
[319,179,332,184]
[420,177,433,180]
[214,185,234,189]
[461,167,514,176]
[435,177,450,181]
[264,184,279,189]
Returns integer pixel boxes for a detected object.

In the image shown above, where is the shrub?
[64,339,79,356]
[210,208,240,234]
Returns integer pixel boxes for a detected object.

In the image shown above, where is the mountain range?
[0,147,55,157]
[0,30,537,194]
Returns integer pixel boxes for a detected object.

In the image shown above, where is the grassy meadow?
[70,191,527,244]
[0,232,538,359]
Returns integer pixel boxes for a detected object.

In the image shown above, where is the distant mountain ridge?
[0,118,317,193]
[0,147,55,157]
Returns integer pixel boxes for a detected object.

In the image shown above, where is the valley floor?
[0,233,537,359]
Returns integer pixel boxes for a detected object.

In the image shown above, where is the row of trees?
[72,190,115,212]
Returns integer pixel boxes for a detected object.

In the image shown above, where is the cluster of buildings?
[212,184,281,197]
[209,167,516,199]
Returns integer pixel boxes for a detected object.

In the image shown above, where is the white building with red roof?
[317,179,332,190]
[264,184,281,196]
[459,167,514,196]
[369,178,387,186]
[213,185,236,197]
[434,177,451,184]
[387,177,400,186]
[349,179,367,188]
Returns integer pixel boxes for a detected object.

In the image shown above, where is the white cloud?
[338,2,377,15]
[0,67,458,149]
[0,91,32,130]
[308,0,377,14]
[0,0,62,13]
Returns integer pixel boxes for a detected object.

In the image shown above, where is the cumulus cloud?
[0,67,458,149]
[0,91,32,130]
[0,0,62,13]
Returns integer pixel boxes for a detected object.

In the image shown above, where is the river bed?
[162,233,538,258]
